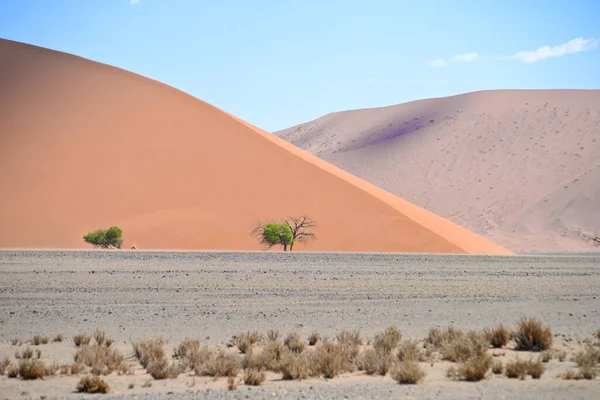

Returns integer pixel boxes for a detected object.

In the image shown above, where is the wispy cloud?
[427,59,447,68]
[454,53,479,62]
[509,37,598,63]
[130,0,140,5]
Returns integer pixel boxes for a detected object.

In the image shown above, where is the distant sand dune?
[0,39,510,254]
[276,90,600,252]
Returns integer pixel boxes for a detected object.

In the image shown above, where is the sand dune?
[276,90,600,252]
[0,39,510,254]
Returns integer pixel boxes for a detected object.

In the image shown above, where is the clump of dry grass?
[357,348,379,374]
[77,375,109,394]
[74,344,124,374]
[513,318,552,351]
[267,330,280,342]
[312,340,355,378]
[391,360,426,384]
[337,329,362,347]
[556,349,567,362]
[73,334,91,347]
[44,362,59,377]
[484,325,508,348]
[7,366,18,378]
[147,358,183,379]
[0,357,11,375]
[279,351,312,380]
[572,344,599,368]
[428,327,488,362]
[32,335,49,345]
[284,332,306,355]
[202,351,241,377]
[94,329,112,346]
[397,340,419,362]
[243,368,266,385]
[492,359,503,374]
[308,332,320,346]
[53,334,64,343]
[541,350,554,363]
[231,331,262,354]
[505,358,544,379]
[132,339,165,369]
[446,353,492,382]
[227,375,237,390]
[11,338,22,346]
[527,358,544,379]
[373,325,402,355]
[172,338,201,369]
[18,358,46,380]
[426,326,463,348]
[15,347,35,360]
[260,341,286,372]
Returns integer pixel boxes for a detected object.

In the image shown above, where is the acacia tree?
[252,215,316,251]
[83,226,123,249]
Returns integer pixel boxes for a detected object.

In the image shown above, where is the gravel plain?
[1,250,599,399]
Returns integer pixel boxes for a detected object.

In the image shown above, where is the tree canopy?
[252,215,316,251]
[83,226,123,249]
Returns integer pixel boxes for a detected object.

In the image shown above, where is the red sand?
[0,39,511,254]
[276,90,600,252]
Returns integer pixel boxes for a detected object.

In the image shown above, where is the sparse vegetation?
[227,375,237,390]
[11,338,22,346]
[485,325,508,348]
[279,351,312,380]
[397,340,419,362]
[505,358,544,379]
[252,215,316,251]
[373,325,402,355]
[267,330,280,342]
[202,351,241,377]
[73,334,91,347]
[244,368,266,385]
[231,331,262,354]
[94,329,109,346]
[74,344,124,375]
[337,329,362,347]
[391,360,426,384]
[312,340,355,378]
[147,358,183,380]
[18,358,46,380]
[0,357,11,375]
[77,375,109,394]
[172,338,201,369]
[83,226,123,249]
[308,332,320,346]
[513,318,552,351]
[446,353,492,382]
[32,335,49,345]
[427,327,488,362]
[53,334,64,343]
[284,332,306,355]
[492,359,503,374]
[132,339,165,369]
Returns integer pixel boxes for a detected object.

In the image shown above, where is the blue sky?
[1,0,599,131]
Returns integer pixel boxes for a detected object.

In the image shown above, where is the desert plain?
[0,250,599,399]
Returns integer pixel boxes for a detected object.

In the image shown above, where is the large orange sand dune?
[276,90,600,252]
[0,39,511,254]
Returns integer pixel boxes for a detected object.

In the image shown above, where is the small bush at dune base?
[513,318,552,351]
[391,360,426,384]
[77,375,109,394]
[446,353,492,382]
[485,325,508,348]
[244,368,266,385]
[18,359,46,380]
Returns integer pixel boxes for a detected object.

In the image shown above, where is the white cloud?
[454,53,479,62]
[130,0,140,5]
[509,37,598,63]
[427,59,447,68]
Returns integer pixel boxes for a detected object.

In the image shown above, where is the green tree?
[253,222,294,251]
[83,226,123,249]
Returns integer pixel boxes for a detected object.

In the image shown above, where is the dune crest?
[0,39,511,254]
[276,90,600,252]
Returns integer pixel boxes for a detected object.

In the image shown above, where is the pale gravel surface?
[1,250,599,399]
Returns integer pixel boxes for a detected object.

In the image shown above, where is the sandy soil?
[0,39,508,255]
[0,250,599,399]
[275,90,600,253]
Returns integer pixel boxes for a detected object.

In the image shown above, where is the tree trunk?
[283,244,287,251]
[289,242,294,251]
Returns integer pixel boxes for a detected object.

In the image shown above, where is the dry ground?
[0,250,599,399]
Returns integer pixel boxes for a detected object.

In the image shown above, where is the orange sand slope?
[276,90,600,253]
[0,39,511,254]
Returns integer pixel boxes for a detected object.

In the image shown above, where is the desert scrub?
[391,360,426,384]
[15,347,35,359]
[231,331,262,354]
[397,340,419,362]
[260,341,286,371]
[32,335,49,345]
[243,368,266,385]
[147,358,183,379]
[94,329,113,346]
[428,327,488,362]
[284,332,306,355]
[279,351,312,380]
[513,318,552,351]
[373,325,402,355]
[572,344,599,368]
[227,375,237,390]
[172,338,201,369]
[505,358,544,379]
[484,325,508,348]
[357,348,379,374]
[267,330,280,342]
[132,339,165,369]
[446,353,492,382]
[18,358,46,380]
[202,350,240,377]
[77,375,109,394]
[492,359,503,374]
[312,340,355,378]
[337,329,362,347]
[308,332,320,346]
[74,344,124,374]
[53,334,64,343]
[73,333,92,347]
[541,350,554,363]
[0,357,11,375]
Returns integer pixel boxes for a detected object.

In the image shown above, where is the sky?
[1,0,599,131]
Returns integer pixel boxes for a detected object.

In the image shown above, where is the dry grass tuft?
[0,357,11,375]
[337,329,362,347]
[7,366,18,378]
[505,359,528,379]
[147,358,183,380]
[357,348,379,374]
[312,341,355,378]
[391,360,426,384]
[267,330,280,342]
[284,332,306,355]
[308,332,320,346]
[485,325,508,348]
[132,339,165,369]
[11,338,22,346]
[446,353,492,382]
[15,347,34,360]
[32,335,49,345]
[527,358,544,379]
[44,362,59,377]
[492,359,503,374]
[202,351,241,377]
[397,340,419,362]
[53,334,64,343]
[74,344,124,374]
[77,375,109,394]
[73,334,91,347]
[426,326,463,348]
[429,328,488,362]
[373,325,402,355]
[572,344,600,368]
[279,351,312,380]
[94,329,111,346]
[172,338,201,369]
[541,350,553,363]
[556,349,566,362]
[231,331,262,354]
[513,318,552,351]
[18,358,46,380]
[227,375,237,390]
[259,341,286,372]
[243,368,266,385]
